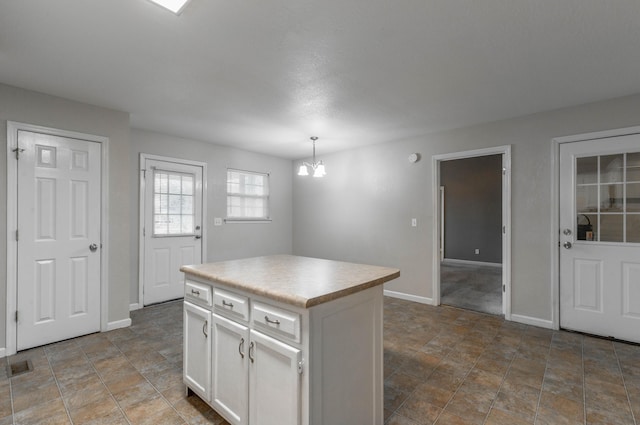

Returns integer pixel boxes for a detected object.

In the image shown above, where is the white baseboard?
[106,318,132,331]
[384,290,434,306]
[510,314,554,329]
[0,348,5,358]
[442,258,502,268]
[129,303,141,311]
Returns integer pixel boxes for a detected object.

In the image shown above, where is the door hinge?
[502,284,506,292]
[12,147,25,160]
[502,167,507,175]
[15,311,18,322]
[298,361,304,375]
[15,229,19,241]
[502,226,506,234]
[143,227,145,237]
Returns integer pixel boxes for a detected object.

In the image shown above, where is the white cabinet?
[211,313,250,425]
[183,301,211,402]
[249,329,302,425]
[183,275,384,425]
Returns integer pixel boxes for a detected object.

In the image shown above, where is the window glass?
[153,170,195,236]
[226,169,270,220]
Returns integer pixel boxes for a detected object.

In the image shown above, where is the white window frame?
[226,168,271,222]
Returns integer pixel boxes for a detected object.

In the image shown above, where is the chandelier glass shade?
[297,137,326,178]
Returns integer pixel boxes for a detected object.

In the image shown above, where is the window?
[226,169,270,220]
[153,169,195,236]
[575,151,640,243]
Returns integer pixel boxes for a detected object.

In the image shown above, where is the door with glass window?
[559,134,640,343]
[143,158,204,305]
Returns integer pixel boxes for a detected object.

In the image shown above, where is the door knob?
[563,229,572,235]
[563,241,572,249]
[89,243,98,252]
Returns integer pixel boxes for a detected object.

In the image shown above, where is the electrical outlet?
[411,218,417,227]
[214,217,223,226]
[475,248,480,254]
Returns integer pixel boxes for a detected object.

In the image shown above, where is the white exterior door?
[17,130,102,351]
[143,158,204,305]
[560,134,640,343]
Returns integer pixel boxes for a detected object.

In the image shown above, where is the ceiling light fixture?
[297,137,326,178]
[147,0,192,14]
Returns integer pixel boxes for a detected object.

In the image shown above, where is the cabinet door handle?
[191,289,200,296]
[222,300,234,308]
[239,338,245,359]
[264,315,280,325]
[202,320,208,338]
[249,342,255,363]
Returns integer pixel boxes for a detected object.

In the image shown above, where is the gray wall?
[0,83,131,349]
[293,93,640,322]
[129,129,293,306]
[441,155,502,263]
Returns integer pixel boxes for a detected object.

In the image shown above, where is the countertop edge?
[181,266,400,309]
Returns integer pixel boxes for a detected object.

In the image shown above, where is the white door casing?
[559,134,640,343]
[431,146,512,318]
[7,124,107,354]
[140,155,206,306]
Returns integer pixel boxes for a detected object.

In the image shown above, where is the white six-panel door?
[17,130,102,350]
[142,158,204,305]
[559,134,640,343]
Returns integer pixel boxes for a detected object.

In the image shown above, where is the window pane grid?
[153,170,196,236]
[226,169,270,219]
[575,152,640,243]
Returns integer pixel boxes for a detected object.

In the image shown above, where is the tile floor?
[440,262,502,316]
[1,298,639,424]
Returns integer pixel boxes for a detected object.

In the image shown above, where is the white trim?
[442,258,502,268]
[510,314,554,330]
[384,290,434,306]
[106,318,132,331]
[550,125,640,332]
[6,121,110,356]
[0,348,5,359]
[138,153,208,308]
[432,145,512,320]
[129,303,141,311]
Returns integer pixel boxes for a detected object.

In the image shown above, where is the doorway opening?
[432,146,511,319]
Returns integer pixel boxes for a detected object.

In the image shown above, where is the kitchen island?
[181,255,400,425]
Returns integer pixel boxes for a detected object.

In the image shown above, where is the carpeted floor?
[441,261,503,316]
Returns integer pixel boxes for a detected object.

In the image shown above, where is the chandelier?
[297,136,326,178]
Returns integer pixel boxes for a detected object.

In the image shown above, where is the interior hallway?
[1,298,639,424]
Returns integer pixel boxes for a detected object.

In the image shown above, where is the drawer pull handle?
[191,289,200,296]
[239,338,245,359]
[249,342,255,363]
[264,315,280,325]
[222,300,234,308]
[202,320,208,338]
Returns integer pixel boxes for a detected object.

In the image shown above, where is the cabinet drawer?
[252,301,301,343]
[213,288,249,321]
[185,280,212,307]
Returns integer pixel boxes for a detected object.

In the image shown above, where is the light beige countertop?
[181,255,400,308]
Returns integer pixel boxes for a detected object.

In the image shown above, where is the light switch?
[411,218,417,227]
[214,217,223,226]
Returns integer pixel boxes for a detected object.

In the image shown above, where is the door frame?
[551,125,640,331]
[137,153,208,309]
[6,121,110,356]
[432,145,512,319]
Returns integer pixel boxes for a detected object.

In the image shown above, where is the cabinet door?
[183,301,211,401]
[211,314,250,425]
[249,330,302,425]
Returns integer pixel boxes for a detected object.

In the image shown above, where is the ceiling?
[1,0,639,159]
